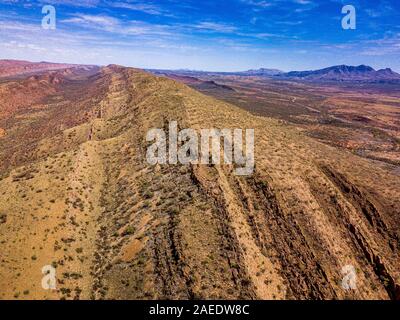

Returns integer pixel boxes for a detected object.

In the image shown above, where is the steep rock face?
[0,65,399,300]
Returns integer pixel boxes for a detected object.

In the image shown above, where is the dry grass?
[0,65,399,300]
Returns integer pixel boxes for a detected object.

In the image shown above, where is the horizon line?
[1,58,399,74]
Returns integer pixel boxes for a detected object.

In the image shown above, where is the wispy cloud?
[106,1,165,15]
[193,22,238,33]
[240,0,274,8]
[38,0,100,7]
[293,0,312,5]
[62,14,173,36]
[63,14,118,28]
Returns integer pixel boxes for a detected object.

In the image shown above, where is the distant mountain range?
[228,68,283,76]
[149,64,400,83]
[2,60,399,83]
[0,60,96,78]
[280,65,400,82]
[147,67,283,77]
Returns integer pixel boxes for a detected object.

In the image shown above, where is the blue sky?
[0,0,399,71]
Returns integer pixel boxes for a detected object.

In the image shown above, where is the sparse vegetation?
[0,63,398,301]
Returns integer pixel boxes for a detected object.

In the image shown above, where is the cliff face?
[0,65,399,300]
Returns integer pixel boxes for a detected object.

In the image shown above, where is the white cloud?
[62,14,119,28]
[62,14,173,36]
